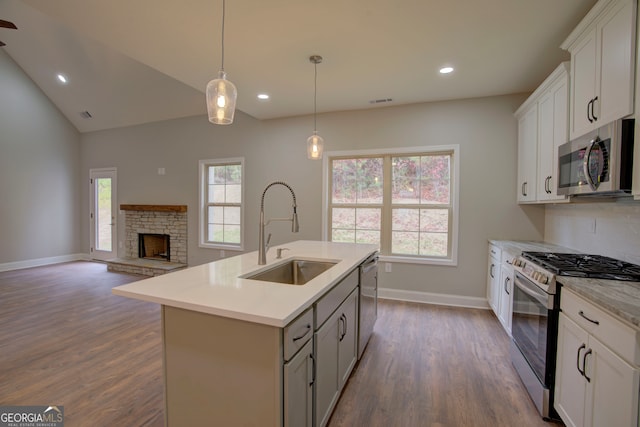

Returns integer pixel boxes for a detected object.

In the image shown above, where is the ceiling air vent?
[79,111,93,119]
[369,98,393,104]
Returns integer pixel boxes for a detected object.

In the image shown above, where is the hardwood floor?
[328,301,554,427]
[0,262,554,426]
[0,261,163,427]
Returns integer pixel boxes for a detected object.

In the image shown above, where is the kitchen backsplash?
[544,201,640,265]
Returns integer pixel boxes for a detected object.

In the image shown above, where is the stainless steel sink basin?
[243,259,338,285]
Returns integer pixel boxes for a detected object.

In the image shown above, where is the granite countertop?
[489,239,640,330]
[112,240,377,328]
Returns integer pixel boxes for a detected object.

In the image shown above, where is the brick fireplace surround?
[106,204,188,277]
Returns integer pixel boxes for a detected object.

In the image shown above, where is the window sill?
[378,254,457,267]
[199,243,244,251]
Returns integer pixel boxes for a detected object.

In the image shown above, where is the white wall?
[545,200,640,264]
[81,93,545,302]
[0,50,82,265]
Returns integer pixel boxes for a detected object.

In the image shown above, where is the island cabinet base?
[162,305,283,426]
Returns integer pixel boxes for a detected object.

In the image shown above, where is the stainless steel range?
[510,251,640,421]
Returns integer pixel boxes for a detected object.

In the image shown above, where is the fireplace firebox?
[138,233,170,261]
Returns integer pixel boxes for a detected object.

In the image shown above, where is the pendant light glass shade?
[206,70,237,125]
[206,0,236,125]
[307,132,324,159]
[307,55,323,159]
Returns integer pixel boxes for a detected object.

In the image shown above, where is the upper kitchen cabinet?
[561,0,637,141]
[515,63,570,204]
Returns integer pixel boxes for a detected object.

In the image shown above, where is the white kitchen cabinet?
[486,244,501,314]
[516,103,538,203]
[536,66,569,202]
[497,263,513,335]
[515,63,570,204]
[554,289,640,427]
[561,0,636,140]
[284,339,313,427]
[315,288,359,427]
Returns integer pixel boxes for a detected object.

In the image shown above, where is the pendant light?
[307,55,324,159]
[206,0,237,125]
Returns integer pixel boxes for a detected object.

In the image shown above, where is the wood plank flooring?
[0,261,555,426]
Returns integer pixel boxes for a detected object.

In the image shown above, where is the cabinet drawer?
[561,288,640,365]
[489,244,501,261]
[283,307,314,362]
[315,269,359,330]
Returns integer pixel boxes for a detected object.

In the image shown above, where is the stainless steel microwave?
[557,119,634,196]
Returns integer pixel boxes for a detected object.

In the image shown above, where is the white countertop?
[112,240,378,327]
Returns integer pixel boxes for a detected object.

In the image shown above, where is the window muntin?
[199,158,244,250]
[327,148,457,263]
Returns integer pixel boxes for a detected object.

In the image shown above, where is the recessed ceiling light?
[257,93,270,100]
[439,67,454,74]
[56,74,68,84]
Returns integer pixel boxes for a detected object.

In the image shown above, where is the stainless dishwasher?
[358,253,378,359]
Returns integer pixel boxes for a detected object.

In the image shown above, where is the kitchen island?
[113,240,378,426]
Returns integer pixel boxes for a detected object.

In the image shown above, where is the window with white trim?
[325,146,458,264]
[199,158,244,250]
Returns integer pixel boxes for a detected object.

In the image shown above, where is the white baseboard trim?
[0,253,91,272]
[378,287,490,310]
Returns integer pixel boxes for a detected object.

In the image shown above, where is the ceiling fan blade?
[0,20,17,29]
[0,41,6,47]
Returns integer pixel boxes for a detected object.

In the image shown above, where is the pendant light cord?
[220,0,226,71]
[313,61,317,132]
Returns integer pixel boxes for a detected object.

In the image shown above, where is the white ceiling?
[0,0,597,133]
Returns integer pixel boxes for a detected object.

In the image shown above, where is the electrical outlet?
[590,218,597,234]
[158,167,166,175]
[385,262,392,273]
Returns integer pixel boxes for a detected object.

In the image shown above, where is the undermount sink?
[243,259,338,285]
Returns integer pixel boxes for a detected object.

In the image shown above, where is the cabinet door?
[315,310,341,427]
[585,336,639,427]
[555,313,589,427]
[338,289,358,389]
[570,27,597,140]
[487,254,501,314]
[284,339,313,427]
[538,75,569,202]
[517,104,538,203]
[596,0,636,127]
[497,267,513,334]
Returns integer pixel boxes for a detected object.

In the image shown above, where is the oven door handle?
[514,273,552,309]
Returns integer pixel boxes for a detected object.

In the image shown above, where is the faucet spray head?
[292,206,299,232]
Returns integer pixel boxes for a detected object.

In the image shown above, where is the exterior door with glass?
[90,168,117,260]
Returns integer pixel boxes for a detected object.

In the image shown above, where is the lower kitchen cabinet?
[284,339,314,427]
[315,288,359,427]
[497,264,513,334]
[555,289,640,427]
[487,244,501,313]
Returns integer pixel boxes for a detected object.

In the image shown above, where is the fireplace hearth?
[139,233,170,261]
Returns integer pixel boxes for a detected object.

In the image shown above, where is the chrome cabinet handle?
[292,324,311,342]
[578,310,600,325]
[504,277,511,295]
[490,263,495,279]
[577,344,586,376]
[309,353,315,387]
[587,99,593,123]
[583,349,593,382]
[591,96,598,121]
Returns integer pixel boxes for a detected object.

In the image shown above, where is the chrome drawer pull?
[578,310,600,325]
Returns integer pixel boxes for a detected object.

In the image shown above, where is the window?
[199,158,244,250]
[325,146,459,265]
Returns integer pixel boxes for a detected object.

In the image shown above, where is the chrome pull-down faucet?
[258,182,299,265]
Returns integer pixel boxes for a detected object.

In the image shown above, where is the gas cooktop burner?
[521,252,640,282]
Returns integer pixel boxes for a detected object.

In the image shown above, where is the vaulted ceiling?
[0,0,597,132]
